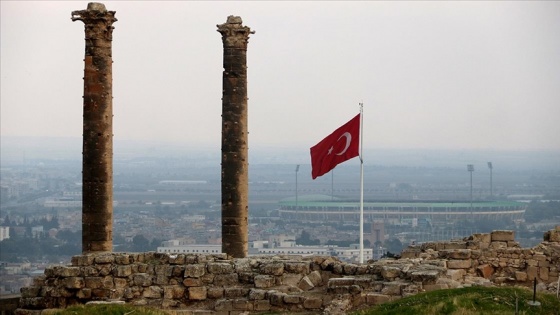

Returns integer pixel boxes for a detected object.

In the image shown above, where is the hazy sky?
[2,1,560,153]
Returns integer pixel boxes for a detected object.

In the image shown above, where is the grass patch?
[352,286,560,315]
[53,304,170,315]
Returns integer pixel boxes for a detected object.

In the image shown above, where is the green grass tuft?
[352,286,560,315]
[53,304,171,315]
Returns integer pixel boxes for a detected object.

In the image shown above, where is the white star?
[328,146,333,155]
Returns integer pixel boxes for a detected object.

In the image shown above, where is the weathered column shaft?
[72,2,117,253]
[217,16,254,258]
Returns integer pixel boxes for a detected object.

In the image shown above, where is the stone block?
[470,233,491,243]
[447,259,472,269]
[188,286,207,300]
[436,278,461,289]
[409,270,442,284]
[381,266,401,279]
[168,254,186,265]
[343,264,358,275]
[282,273,303,287]
[320,257,337,270]
[448,249,472,259]
[238,272,254,284]
[539,267,549,281]
[76,288,92,299]
[533,254,547,261]
[213,274,239,286]
[114,278,127,289]
[32,275,46,287]
[143,286,163,299]
[114,265,132,277]
[527,266,538,281]
[303,297,323,309]
[307,270,323,286]
[163,285,185,299]
[85,277,103,289]
[248,288,266,300]
[184,264,206,278]
[201,273,215,284]
[254,275,275,288]
[253,299,271,311]
[283,295,301,304]
[133,273,152,287]
[72,255,95,266]
[183,277,202,287]
[544,229,560,242]
[284,261,310,274]
[54,266,81,277]
[269,292,287,306]
[20,286,40,298]
[476,264,494,279]
[366,293,391,305]
[491,230,514,242]
[207,262,234,274]
[400,250,418,259]
[328,277,355,288]
[538,260,550,267]
[63,277,84,289]
[298,276,314,291]
[225,287,248,298]
[114,254,131,265]
[207,287,224,299]
[381,282,403,296]
[94,254,115,264]
[232,298,253,310]
[446,269,466,281]
[259,262,284,276]
[214,299,233,311]
[490,241,507,249]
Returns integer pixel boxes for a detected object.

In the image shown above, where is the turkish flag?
[310,113,360,179]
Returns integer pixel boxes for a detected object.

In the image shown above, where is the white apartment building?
[0,226,9,241]
[157,240,373,263]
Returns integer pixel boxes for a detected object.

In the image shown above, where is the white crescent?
[335,132,352,155]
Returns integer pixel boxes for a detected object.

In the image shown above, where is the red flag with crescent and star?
[310,113,360,179]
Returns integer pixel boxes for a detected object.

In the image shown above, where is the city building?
[0,226,9,241]
[157,240,373,263]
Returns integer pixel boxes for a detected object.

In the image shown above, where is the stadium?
[278,196,526,226]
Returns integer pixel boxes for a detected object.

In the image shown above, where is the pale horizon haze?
[2,1,560,155]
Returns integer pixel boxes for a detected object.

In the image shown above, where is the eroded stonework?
[16,227,560,314]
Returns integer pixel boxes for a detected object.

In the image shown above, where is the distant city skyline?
[1,1,560,152]
[2,136,559,172]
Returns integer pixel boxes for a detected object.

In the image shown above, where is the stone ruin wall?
[16,227,560,315]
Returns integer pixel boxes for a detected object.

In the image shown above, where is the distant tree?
[382,251,401,259]
[297,230,320,246]
[150,238,163,249]
[57,229,79,243]
[384,238,404,255]
[132,234,150,252]
[524,201,560,223]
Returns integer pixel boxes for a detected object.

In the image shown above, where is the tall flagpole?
[359,102,364,263]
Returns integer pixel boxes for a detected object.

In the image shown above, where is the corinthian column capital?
[217,15,255,49]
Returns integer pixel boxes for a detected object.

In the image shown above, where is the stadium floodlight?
[467,165,474,214]
[295,165,300,208]
[487,162,493,198]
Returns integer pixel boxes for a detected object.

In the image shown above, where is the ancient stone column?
[72,2,117,253]
[217,16,254,258]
